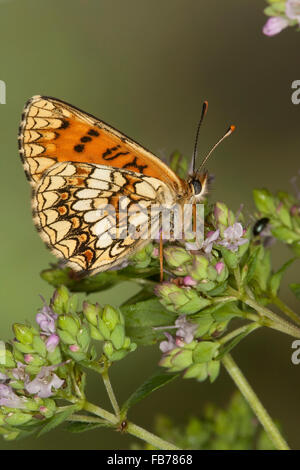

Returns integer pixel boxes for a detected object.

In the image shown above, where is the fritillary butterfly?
[18,96,233,276]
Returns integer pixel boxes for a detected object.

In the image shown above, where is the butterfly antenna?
[190,100,208,174]
[197,124,236,173]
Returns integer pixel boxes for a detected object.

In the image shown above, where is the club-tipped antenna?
[197,125,236,173]
[191,100,208,174]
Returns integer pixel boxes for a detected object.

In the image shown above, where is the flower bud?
[83,302,101,327]
[13,324,34,345]
[102,305,120,331]
[253,189,276,214]
[164,246,192,268]
[57,315,79,338]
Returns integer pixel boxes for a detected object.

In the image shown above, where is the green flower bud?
[103,341,114,358]
[253,189,276,214]
[57,329,76,345]
[156,282,211,314]
[130,243,153,268]
[76,327,91,351]
[5,412,32,426]
[110,324,125,350]
[57,315,80,337]
[13,324,34,345]
[271,226,300,244]
[164,246,192,268]
[188,255,209,280]
[207,360,221,383]
[3,350,15,368]
[83,302,101,327]
[32,336,47,357]
[89,324,104,341]
[51,286,70,314]
[13,341,35,354]
[170,349,193,371]
[214,202,229,227]
[98,318,111,340]
[183,362,208,381]
[102,305,120,331]
[193,341,219,363]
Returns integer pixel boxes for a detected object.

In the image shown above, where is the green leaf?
[65,421,109,433]
[120,298,176,345]
[253,189,276,214]
[121,369,179,413]
[41,264,158,293]
[37,404,80,437]
[290,283,300,299]
[269,258,295,297]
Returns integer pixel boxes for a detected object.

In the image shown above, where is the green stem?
[83,401,179,450]
[272,296,300,326]
[219,322,261,345]
[102,369,120,416]
[126,422,179,450]
[245,296,300,339]
[222,353,289,450]
[83,401,118,425]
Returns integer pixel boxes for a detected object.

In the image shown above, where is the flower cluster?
[263,0,300,36]
[0,287,136,440]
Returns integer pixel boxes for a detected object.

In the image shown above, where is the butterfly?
[18,96,234,277]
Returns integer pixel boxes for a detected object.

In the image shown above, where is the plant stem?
[83,401,179,450]
[83,401,118,425]
[245,296,300,339]
[272,296,300,326]
[222,353,289,450]
[67,414,107,425]
[219,322,261,345]
[102,369,120,417]
[126,422,179,450]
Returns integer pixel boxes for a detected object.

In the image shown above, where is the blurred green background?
[0,0,299,449]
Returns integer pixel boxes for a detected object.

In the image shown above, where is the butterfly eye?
[192,180,202,195]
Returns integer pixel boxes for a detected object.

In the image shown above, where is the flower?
[0,384,26,409]
[218,223,248,252]
[286,0,300,22]
[159,315,198,353]
[159,332,177,353]
[36,297,58,336]
[45,334,60,352]
[12,362,29,381]
[183,276,197,287]
[175,315,198,344]
[25,365,64,398]
[263,17,289,36]
[0,372,7,383]
[215,261,225,275]
[201,230,220,254]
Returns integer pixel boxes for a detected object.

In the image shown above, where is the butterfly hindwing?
[32,161,175,274]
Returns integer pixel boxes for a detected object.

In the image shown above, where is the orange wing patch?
[19,96,182,188]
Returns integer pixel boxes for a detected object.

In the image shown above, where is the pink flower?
[45,334,60,352]
[159,332,177,353]
[25,365,64,398]
[201,230,220,254]
[183,276,197,287]
[263,17,289,36]
[286,0,300,22]
[215,262,225,275]
[218,223,248,252]
[69,344,80,352]
[0,384,26,409]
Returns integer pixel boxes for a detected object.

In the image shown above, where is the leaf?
[121,369,179,413]
[241,246,261,285]
[37,404,80,437]
[290,283,300,299]
[65,421,109,433]
[120,298,176,345]
[269,258,295,297]
[193,342,219,363]
[41,265,158,293]
[169,151,188,179]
